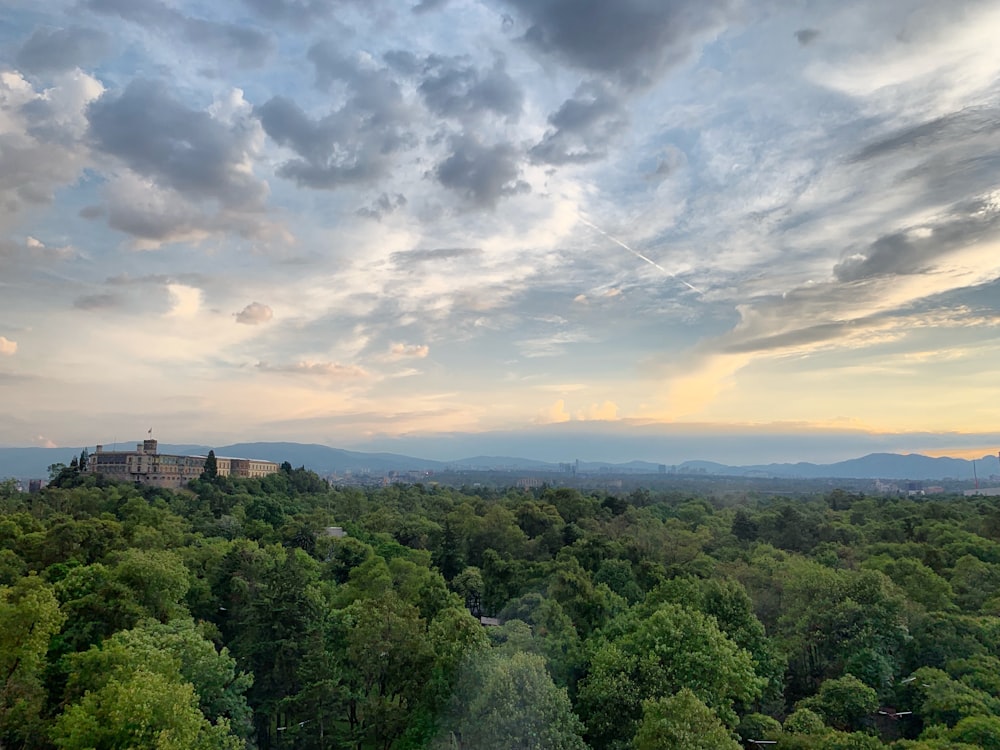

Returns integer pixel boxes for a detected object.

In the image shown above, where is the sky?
[2,0,1000,463]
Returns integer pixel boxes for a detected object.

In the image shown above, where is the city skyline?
[2,1,1000,461]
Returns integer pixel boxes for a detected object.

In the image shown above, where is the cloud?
[87,85,276,246]
[88,81,267,208]
[388,343,429,360]
[16,26,110,74]
[106,272,209,286]
[413,0,448,13]
[240,0,341,26]
[434,134,530,208]
[74,293,121,310]
[389,246,483,267]
[852,107,1000,164]
[165,284,202,318]
[579,401,619,421]
[504,0,734,87]
[795,28,820,46]
[23,236,76,259]
[234,302,274,325]
[537,399,618,423]
[833,201,1000,283]
[416,54,523,121]
[0,337,17,356]
[256,361,369,379]
[85,0,273,67]
[539,399,571,424]
[356,192,407,220]
[0,70,101,230]
[530,80,628,165]
[257,48,414,190]
[649,145,687,181]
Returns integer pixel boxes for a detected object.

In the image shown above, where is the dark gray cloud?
[16,27,110,74]
[413,0,448,12]
[88,80,267,209]
[86,0,272,67]
[530,80,627,165]
[73,293,121,310]
[390,247,483,266]
[78,205,106,220]
[794,28,820,46]
[853,107,1000,163]
[417,55,523,121]
[106,272,208,286]
[257,45,414,190]
[356,192,407,220]
[723,319,857,354]
[241,0,336,24]
[103,199,205,242]
[712,198,1000,357]
[503,0,733,87]
[648,145,687,181]
[834,204,1000,283]
[434,135,530,209]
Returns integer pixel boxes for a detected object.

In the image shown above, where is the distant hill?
[214,442,444,473]
[680,453,986,481]
[0,441,996,482]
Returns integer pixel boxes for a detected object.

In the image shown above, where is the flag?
[148,428,152,436]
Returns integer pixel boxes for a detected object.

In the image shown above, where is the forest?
[2,464,1000,749]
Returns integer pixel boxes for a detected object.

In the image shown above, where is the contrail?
[579,216,703,295]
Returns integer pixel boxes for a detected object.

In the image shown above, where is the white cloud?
[165,284,203,319]
[538,399,571,424]
[578,401,620,421]
[387,343,429,360]
[0,70,101,231]
[256,361,369,379]
[0,336,17,355]
[234,302,274,325]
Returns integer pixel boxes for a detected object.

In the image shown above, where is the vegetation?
[1,471,1000,748]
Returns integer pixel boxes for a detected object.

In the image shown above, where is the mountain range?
[1,441,998,482]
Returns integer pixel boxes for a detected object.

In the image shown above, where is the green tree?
[203,450,219,480]
[578,603,763,749]
[949,715,1000,749]
[64,618,254,738]
[112,547,191,621]
[633,689,741,750]
[338,591,434,749]
[0,576,66,748]
[54,668,244,750]
[436,651,587,750]
[797,674,879,732]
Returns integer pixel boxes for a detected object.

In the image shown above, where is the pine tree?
[202,450,218,480]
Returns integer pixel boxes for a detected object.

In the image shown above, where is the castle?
[85,439,279,488]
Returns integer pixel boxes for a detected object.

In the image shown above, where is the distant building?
[964,487,1000,497]
[86,439,279,488]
